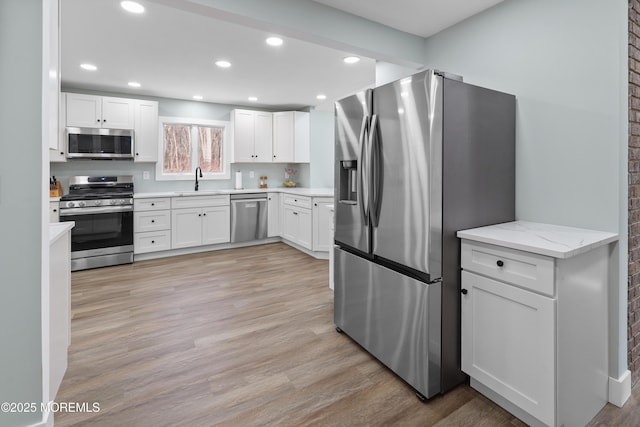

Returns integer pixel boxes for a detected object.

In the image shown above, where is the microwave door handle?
[358,116,369,225]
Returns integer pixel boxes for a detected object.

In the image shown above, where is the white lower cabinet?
[267,192,281,237]
[134,198,171,254]
[312,197,333,252]
[282,195,312,249]
[460,237,610,427]
[461,270,555,425]
[171,195,230,249]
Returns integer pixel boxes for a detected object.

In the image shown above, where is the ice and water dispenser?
[339,160,358,204]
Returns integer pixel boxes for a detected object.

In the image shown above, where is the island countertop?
[457,220,618,259]
[50,222,74,245]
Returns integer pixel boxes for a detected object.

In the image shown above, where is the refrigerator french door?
[334,69,515,399]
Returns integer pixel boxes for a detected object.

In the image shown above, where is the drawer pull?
[496,260,504,267]
[460,288,468,295]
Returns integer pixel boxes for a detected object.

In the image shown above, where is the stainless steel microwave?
[66,127,134,160]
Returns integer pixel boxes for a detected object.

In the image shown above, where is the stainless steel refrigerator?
[334,69,515,399]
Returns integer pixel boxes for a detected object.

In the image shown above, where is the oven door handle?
[59,205,133,216]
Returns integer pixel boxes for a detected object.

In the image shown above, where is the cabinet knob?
[60,151,64,155]
[293,212,298,215]
[198,213,202,217]
[496,260,504,267]
[203,213,207,216]
[53,209,57,212]
[151,203,155,206]
[151,219,155,223]
[151,240,155,244]
[460,289,468,295]
[136,153,139,156]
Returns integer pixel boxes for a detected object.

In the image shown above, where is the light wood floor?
[55,243,638,426]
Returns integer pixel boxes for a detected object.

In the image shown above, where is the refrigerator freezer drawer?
[334,247,442,398]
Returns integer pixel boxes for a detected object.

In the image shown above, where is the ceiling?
[60,0,503,110]
[311,0,504,38]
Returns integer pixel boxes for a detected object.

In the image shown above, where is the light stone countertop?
[133,187,334,199]
[50,221,74,245]
[457,220,618,259]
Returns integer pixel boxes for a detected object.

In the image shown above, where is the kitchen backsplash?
[50,161,310,194]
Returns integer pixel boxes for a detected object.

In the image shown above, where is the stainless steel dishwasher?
[230,193,268,242]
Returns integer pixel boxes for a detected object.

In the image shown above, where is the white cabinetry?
[312,197,333,252]
[459,222,616,427]
[49,223,73,401]
[267,192,281,237]
[134,198,171,254]
[232,109,272,162]
[171,195,230,249]
[49,201,59,223]
[65,93,135,129]
[282,194,312,249]
[272,111,310,163]
[134,100,159,162]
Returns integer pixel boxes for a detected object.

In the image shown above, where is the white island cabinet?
[457,221,618,427]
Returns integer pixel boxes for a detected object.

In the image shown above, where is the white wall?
[309,110,334,188]
[423,0,628,377]
[0,0,45,426]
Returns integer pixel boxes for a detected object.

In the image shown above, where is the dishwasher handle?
[231,198,266,204]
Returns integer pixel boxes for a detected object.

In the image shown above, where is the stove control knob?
[78,201,86,208]
[67,202,75,208]
[119,199,126,205]
[95,200,102,206]
[110,200,117,205]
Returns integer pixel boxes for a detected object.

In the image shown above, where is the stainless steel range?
[59,176,134,271]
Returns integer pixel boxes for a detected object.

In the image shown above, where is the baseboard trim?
[608,370,631,407]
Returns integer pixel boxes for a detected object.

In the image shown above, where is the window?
[156,116,230,180]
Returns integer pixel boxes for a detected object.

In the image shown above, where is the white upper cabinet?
[232,109,273,162]
[273,111,309,163]
[65,93,135,129]
[134,100,159,162]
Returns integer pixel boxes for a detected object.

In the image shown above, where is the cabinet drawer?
[134,210,170,232]
[461,241,555,296]
[171,195,229,209]
[283,194,311,209]
[134,230,171,254]
[134,198,170,211]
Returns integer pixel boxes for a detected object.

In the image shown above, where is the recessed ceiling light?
[316,94,327,100]
[248,96,258,102]
[193,95,203,100]
[266,37,283,47]
[215,60,231,68]
[120,1,145,14]
[80,63,97,71]
[128,81,141,88]
[343,56,361,64]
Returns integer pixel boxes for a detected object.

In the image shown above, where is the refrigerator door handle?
[369,114,382,227]
[358,116,370,225]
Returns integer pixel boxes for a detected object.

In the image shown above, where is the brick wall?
[629,0,640,386]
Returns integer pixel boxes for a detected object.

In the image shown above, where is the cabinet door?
[66,93,101,128]
[233,110,256,162]
[253,111,273,162]
[49,202,59,223]
[101,97,135,129]
[171,208,202,249]
[202,206,230,245]
[461,271,555,426]
[134,100,159,162]
[313,199,333,251]
[282,206,299,242]
[51,93,67,162]
[267,193,281,237]
[272,112,294,162]
[297,208,312,249]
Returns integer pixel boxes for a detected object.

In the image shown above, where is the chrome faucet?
[195,166,203,191]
